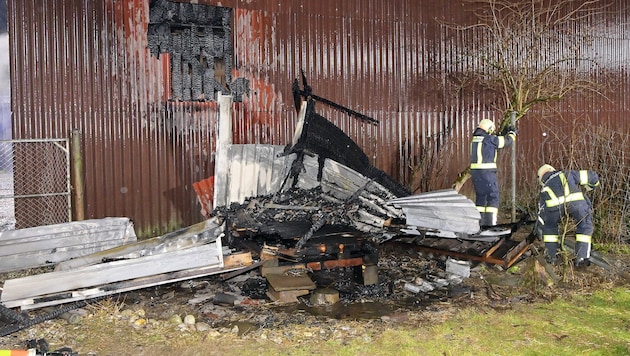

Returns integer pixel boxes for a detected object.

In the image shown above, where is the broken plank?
[221,260,264,281]
[1,242,223,303]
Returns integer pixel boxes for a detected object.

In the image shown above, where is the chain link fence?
[0,139,71,230]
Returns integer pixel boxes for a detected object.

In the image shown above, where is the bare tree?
[448,0,614,191]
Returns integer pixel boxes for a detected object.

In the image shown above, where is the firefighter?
[536,164,600,267]
[469,119,516,226]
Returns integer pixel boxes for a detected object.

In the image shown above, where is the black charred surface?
[289,84,410,198]
[148,0,249,101]
[295,227,379,263]
[397,236,496,257]
[214,187,382,267]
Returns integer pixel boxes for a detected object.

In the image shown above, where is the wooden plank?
[265,273,316,291]
[221,260,264,281]
[260,264,307,277]
[307,257,364,271]
[1,242,223,303]
[223,252,253,268]
[483,238,505,257]
[503,239,531,267]
[266,286,310,303]
[408,244,507,266]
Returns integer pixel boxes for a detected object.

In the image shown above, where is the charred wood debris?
[0,76,537,338]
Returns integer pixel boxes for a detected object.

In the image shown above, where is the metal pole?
[510,111,517,222]
[71,129,85,221]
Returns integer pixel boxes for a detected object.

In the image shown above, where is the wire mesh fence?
[0,139,71,230]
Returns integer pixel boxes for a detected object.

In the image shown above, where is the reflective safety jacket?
[469,127,515,171]
[539,169,600,211]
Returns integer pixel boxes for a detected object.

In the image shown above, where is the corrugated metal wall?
[8,0,630,237]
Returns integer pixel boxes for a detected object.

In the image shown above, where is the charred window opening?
[148,0,248,102]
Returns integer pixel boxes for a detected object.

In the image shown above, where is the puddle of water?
[274,300,395,320]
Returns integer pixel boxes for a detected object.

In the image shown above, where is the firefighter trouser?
[471,169,499,226]
[540,201,593,260]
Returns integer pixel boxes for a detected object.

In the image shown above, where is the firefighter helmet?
[537,164,555,185]
[478,119,495,134]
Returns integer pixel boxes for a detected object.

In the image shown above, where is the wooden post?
[510,111,516,222]
[213,93,233,208]
[71,129,85,221]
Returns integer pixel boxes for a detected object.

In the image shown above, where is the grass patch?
[265,288,630,356]
[2,287,629,355]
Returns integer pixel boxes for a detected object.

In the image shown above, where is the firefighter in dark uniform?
[536,164,600,267]
[469,119,516,226]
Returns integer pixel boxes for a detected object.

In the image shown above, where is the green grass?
[3,287,628,355]
[245,287,630,356]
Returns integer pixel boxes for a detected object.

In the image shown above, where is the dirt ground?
[1,235,628,355]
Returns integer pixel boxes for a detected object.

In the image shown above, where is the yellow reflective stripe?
[545,192,585,207]
[542,186,560,207]
[476,206,486,213]
[543,234,559,243]
[470,162,497,169]
[559,173,570,197]
[472,136,484,165]
[497,136,505,148]
[579,170,589,185]
[486,207,498,214]
[576,234,592,243]
[543,173,585,207]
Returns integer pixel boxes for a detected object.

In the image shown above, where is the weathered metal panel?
[8,0,630,235]
[8,0,215,237]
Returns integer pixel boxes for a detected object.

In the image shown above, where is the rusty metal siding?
[9,0,630,235]
[9,0,213,237]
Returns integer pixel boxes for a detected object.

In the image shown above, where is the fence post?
[510,111,516,222]
[71,129,85,221]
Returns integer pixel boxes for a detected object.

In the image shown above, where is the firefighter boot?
[488,211,497,226]
[544,242,558,265]
[479,212,496,227]
[574,241,591,268]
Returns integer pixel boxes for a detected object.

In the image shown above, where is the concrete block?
[446,258,470,278]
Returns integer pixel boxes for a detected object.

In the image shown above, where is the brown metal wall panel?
[9,0,630,236]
